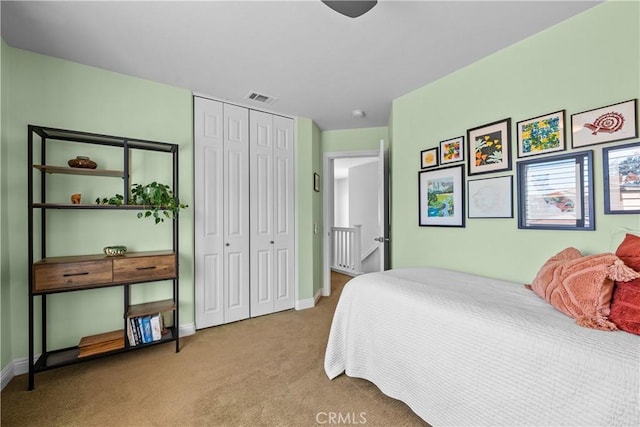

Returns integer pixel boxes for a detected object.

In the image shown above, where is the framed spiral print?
[571,99,637,148]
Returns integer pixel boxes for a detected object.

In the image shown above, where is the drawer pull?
[136,266,157,271]
[63,272,90,277]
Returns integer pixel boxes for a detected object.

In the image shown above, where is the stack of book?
[127,313,165,346]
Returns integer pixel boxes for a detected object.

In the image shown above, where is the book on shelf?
[127,312,165,346]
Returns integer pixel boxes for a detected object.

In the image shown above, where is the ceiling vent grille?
[245,91,278,105]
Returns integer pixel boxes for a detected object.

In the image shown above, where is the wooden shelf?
[33,164,124,177]
[32,203,146,209]
[128,299,176,318]
[78,330,125,358]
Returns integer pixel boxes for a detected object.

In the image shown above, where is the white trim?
[1,354,37,390]
[295,288,322,310]
[179,322,196,337]
[323,150,378,298]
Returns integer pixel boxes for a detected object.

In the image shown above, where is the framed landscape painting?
[603,142,640,214]
[467,118,512,176]
[418,165,465,227]
[517,110,565,158]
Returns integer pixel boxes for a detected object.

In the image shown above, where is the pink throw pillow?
[528,247,639,330]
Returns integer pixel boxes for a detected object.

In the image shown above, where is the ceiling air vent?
[245,91,278,105]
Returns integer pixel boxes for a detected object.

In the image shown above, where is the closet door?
[195,98,250,328]
[194,97,225,328]
[250,111,295,317]
[272,115,295,312]
[223,104,250,323]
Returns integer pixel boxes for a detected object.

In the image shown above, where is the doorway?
[322,147,389,297]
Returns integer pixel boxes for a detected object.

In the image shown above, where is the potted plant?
[96,182,187,224]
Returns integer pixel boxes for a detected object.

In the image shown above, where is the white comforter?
[324,267,640,426]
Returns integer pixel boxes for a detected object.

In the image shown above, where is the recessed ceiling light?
[352,109,365,118]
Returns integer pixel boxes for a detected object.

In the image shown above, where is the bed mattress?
[324,267,640,426]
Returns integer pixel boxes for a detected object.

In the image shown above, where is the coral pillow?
[528,247,640,330]
[615,233,640,271]
[608,233,640,334]
[609,278,640,335]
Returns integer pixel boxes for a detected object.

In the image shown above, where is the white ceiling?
[1,0,601,131]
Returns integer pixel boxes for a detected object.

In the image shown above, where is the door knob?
[374,237,389,242]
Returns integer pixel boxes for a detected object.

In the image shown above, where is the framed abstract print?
[517,110,566,158]
[467,175,513,218]
[439,136,464,164]
[571,99,637,148]
[467,118,512,176]
[420,147,438,169]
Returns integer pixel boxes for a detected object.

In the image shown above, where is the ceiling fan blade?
[321,1,377,18]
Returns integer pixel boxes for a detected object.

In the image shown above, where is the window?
[517,151,594,230]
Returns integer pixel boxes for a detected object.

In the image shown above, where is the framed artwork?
[418,164,465,227]
[439,136,465,164]
[517,110,566,158]
[467,118,512,176]
[420,147,438,169]
[571,99,638,148]
[603,142,640,214]
[517,151,594,230]
[313,173,320,192]
[467,175,513,218]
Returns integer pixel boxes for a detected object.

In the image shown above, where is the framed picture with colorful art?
[603,142,640,214]
[516,110,566,158]
[467,118,512,176]
[571,99,638,148]
[420,147,438,169]
[418,164,465,227]
[439,136,464,164]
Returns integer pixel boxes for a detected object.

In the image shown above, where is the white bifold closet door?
[195,97,250,328]
[249,110,295,317]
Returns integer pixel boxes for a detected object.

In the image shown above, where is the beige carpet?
[1,273,428,426]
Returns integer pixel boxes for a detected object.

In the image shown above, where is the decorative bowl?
[103,245,127,257]
[68,156,97,169]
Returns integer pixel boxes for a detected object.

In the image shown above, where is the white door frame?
[322,150,378,297]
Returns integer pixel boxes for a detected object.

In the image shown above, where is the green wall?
[1,40,11,372]
[296,118,319,300]
[322,126,389,153]
[1,45,194,367]
[391,1,640,283]
[1,44,319,373]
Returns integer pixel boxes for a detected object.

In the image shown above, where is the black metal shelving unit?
[27,125,180,390]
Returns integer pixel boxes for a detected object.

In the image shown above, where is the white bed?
[324,267,640,426]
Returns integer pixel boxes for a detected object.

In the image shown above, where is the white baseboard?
[1,323,197,391]
[179,322,196,337]
[296,288,322,310]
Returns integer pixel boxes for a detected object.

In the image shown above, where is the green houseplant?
[96,182,187,224]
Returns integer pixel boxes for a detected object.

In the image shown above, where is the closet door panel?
[223,103,250,323]
[273,116,295,312]
[250,110,276,317]
[194,97,225,328]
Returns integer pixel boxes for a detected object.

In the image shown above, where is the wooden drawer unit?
[32,251,176,293]
[113,254,176,283]
[33,259,112,293]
